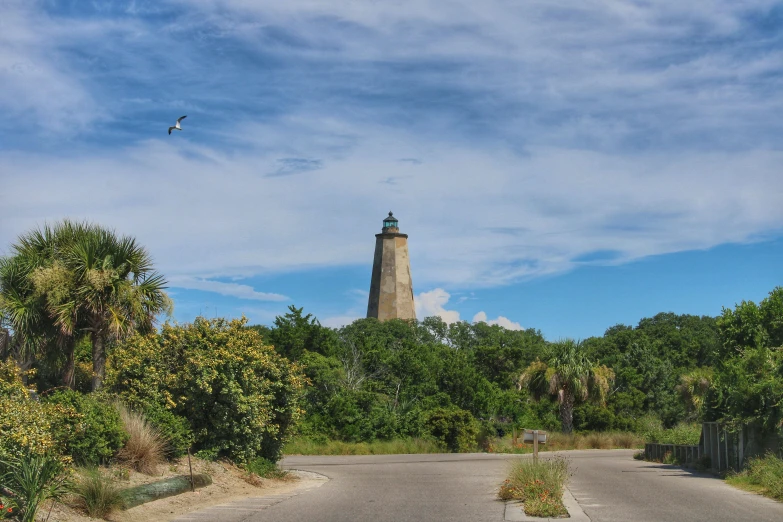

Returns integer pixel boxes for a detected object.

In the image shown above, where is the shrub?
[0,451,70,522]
[740,453,783,500]
[0,360,78,463]
[640,419,701,445]
[42,390,128,465]
[140,403,193,459]
[422,407,479,453]
[69,468,125,518]
[107,317,306,464]
[115,404,166,475]
[245,457,289,479]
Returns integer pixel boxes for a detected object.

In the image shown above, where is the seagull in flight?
[168,115,187,135]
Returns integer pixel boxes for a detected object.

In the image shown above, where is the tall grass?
[491,431,644,453]
[727,453,783,501]
[69,468,125,518]
[498,456,570,517]
[283,437,442,456]
[115,403,167,475]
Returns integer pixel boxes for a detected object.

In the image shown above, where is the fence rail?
[645,422,741,472]
[644,443,701,464]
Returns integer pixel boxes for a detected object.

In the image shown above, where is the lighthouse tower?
[367,211,416,321]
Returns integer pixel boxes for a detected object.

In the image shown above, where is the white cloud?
[415,288,461,324]
[319,314,362,329]
[472,311,523,331]
[167,276,288,301]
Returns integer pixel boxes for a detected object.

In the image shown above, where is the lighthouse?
[366,211,416,321]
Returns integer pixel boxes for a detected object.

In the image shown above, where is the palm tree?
[518,339,614,433]
[675,367,713,420]
[64,225,171,390]
[0,242,66,384]
[6,221,93,388]
[0,220,171,391]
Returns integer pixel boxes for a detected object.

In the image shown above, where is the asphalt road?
[176,450,783,521]
[563,449,783,522]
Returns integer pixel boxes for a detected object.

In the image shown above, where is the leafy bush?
[638,417,701,445]
[0,360,78,463]
[42,390,128,465]
[322,389,399,442]
[69,468,125,518]
[140,403,193,459]
[0,451,70,522]
[108,317,306,464]
[245,457,289,479]
[115,404,166,475]
[728,453,783,500]
[422,407,479,453]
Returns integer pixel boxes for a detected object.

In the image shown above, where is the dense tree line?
[250,286,782,443]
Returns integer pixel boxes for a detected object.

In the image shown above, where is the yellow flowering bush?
[108,317,306,463]
[0,360,78,464]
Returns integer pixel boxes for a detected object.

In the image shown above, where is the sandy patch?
[44,458,313,522]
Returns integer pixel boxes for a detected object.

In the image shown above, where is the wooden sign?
[523,429,547,459]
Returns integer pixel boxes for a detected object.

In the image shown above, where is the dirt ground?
[44,457,313,522]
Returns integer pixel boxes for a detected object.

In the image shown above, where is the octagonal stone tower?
[367,211,416,321]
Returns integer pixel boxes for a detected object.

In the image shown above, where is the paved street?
[176,450,783,521]
[563,449,783,522]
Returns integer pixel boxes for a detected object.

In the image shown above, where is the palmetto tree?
[0,223,81,386]
[63,225,171,390]
[518,339,614,433]
[675,367,713,420]
[0,220,170,391]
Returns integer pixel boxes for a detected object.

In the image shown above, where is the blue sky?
[1,0,782,340]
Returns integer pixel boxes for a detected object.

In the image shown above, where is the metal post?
[714,424,720,471]
[187,448,195,492]
[724,429,729,471]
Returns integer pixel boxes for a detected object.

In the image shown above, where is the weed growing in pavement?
[498,456,571,517]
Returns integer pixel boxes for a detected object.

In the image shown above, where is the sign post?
[523,429,548,461]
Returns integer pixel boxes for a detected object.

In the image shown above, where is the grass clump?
[726,453,783,501]
[283,437,441,456]
[115,404,167,475]
[245,457,290,480]
[498,456,570,517]
[69,468,125,518]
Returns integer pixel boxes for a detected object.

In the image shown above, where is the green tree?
[519,339,614,433]
[0,221,91,387]
[1,221,170,391]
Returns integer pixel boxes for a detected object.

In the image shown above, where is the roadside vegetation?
[726,454,783,501]
[498,456,570,517]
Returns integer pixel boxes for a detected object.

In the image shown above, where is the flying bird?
[168,115,187,135]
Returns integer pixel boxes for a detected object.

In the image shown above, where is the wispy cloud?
[168,276,288,301]
[268,157,323,177]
